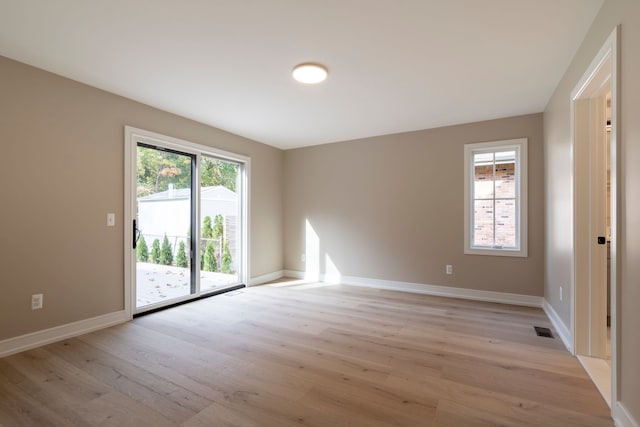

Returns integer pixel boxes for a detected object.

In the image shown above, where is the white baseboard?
[248,270,284,286]
[0,270,285,358]
[542,299,573,352]
[283,270,543,307]
[615,402,640,427]
[283,270,306,280]
[0,310,130,358]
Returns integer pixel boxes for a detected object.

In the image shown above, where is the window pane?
[474,152,494,164]
[473,200,494,247]
[474,163,494,199]
[200,157,240,293]
[495,199,516,248]
[494,150,516,164]
[495,150,516,199]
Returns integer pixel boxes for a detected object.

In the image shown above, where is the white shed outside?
[137,185,237,256]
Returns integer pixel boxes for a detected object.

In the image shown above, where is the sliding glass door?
[199,156,241,293]
[135,144,196,310]
[126,127,248,315]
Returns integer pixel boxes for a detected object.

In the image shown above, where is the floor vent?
[534,326,554,338]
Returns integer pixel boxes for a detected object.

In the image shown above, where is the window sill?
[464,247,528,257]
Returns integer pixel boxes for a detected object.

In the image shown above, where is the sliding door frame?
[124,126,250,317]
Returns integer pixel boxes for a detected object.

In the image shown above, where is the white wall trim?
[542,299,573,352]
[248,270,284,286]
[283,270,306,280]
[615,402,640,427]
[0,310,129,358]
[569,25,621,407]
[283,270,542,307]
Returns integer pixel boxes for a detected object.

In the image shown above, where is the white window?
[464,138,527,257]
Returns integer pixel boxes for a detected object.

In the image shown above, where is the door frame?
[570,26,620,406]
[124,126,250,317]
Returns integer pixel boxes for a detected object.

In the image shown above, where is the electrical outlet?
[446,265,453,275]
[31,294,43,310]
[301,254,306,263]
[560,286,563,301]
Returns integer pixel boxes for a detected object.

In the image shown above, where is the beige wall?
[543,0,640,422]
[0,56,284,341]
[284,114,544,296]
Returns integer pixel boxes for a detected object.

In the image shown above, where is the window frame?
[464,138,528,257]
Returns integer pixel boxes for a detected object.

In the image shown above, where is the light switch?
[107,213,115,227]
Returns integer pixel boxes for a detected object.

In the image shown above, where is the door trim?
[124,126,251,317]
[570,26,620,409]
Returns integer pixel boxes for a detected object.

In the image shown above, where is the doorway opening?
[125,127,249,315]
[571,27,619,409]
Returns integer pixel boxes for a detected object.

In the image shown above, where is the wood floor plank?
[0,282,614,426]
[45,339,209,420]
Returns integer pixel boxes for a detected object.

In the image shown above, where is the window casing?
[464,138,527,257]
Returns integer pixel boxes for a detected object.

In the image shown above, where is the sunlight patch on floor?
[264,278,340,290]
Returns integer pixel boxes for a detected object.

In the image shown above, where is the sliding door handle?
[133,219,141,249]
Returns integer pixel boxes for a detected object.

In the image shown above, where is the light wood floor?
[0,281,614,426]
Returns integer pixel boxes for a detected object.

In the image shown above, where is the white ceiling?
[0,0,603,150]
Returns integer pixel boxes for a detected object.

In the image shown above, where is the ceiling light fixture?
[292,63,328,84]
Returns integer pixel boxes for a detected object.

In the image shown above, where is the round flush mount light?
[292,63,328,84]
